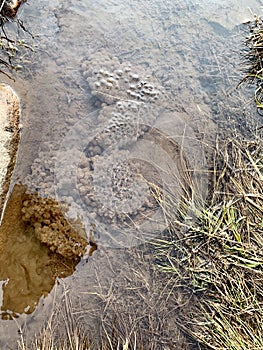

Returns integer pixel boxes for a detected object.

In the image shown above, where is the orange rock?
[0,83,20,217]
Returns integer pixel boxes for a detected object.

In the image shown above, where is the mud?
[21,190,87,259]
[0,184,85,320]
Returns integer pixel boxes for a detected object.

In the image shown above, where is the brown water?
[0,0,262,347]
[0,184,79,319]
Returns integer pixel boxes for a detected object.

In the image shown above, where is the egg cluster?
[82,49,166,105]
[22,50,169,249]
[84,100,153,154]
[77,150,157,226]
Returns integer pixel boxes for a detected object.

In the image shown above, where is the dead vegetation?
[17,248,196,350]
[240,15,263,111]
[154,135,263,349]
[0,0,31,78]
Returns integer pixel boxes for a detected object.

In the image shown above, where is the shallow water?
[0,0,262,346]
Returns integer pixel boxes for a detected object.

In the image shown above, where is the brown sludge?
[21,190,87,260]
[0,184,87,319]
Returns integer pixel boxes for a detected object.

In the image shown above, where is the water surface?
[0,0,262,346]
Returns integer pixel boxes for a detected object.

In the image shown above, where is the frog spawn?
[82,49,166,105]
[21,51,169,249]
[78,51,168,232]
[77,150,158,227]
[85,100,155,154]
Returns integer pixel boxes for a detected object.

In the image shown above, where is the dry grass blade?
[154,136,263,349]
[240,15,263,113]
[17,284,93,350]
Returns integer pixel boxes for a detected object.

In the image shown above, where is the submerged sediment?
[21,189,88,259]
[0,184,87,319]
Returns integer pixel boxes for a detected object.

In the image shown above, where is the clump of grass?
[154,135,263,349]
[240,16,263,109]
[241,16,263,82]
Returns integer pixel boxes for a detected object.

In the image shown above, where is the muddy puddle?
[0,0,262,347]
